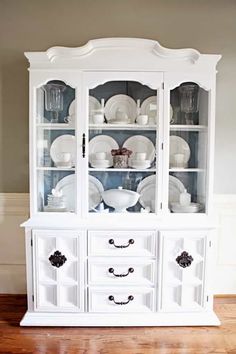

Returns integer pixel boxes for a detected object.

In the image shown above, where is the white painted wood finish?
[21,38,221,326]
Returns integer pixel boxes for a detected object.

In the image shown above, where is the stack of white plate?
[90,159,111,169]
[44,194,67,212]
[170,202,202,213]
[129,159,151,170]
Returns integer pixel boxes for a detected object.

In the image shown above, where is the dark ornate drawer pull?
[49,251,67,268]
[108,295,134,305]
[108,267,134,277]
[108,238,134,248]
[176,251,193,268]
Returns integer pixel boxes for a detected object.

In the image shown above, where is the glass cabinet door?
[86,77,162,214]
[168,82,209,213]
[35,80,77,213]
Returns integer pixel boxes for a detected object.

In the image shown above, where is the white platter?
[89,96,101,123]
[169,136,191,167]
[68,99,75,116]
[89,135,119,165]
[55,174,75,212]
[89,175,104,210]
[139,183,156,212]
[50,135,76,166]
[140,96,173,123]
[137,175,156,194]
[169,175,185,204]
[104,94,137,123]
[123,135,155,163]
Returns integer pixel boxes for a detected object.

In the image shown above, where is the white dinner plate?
[68,99,75,116]
[89,135,119,165]
[140,96,173,123]
[136,174,185,208]
[55,174,75,212]
[169,136,191,166]
[139,183,156,212]
[169,175,185,204]
[89,175,104,210]
[89,96,101,123]
[50,135,76,166]
[104,94,137,123]
[123,135,155,163]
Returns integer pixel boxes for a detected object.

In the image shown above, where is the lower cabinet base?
[20,311,220,327]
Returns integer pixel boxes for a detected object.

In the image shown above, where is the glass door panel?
[36,80,76,213]
[88,80,159,214]
[169,83,208,213]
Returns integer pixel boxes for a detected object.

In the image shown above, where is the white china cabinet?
[21,38,221,326]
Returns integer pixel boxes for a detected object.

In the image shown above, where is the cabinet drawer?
[88,287,155,313]
[88,258,156,286]
[88,230,156,256]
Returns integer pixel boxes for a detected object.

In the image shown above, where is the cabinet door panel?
[160,231,207,312]
[33,229,84,312]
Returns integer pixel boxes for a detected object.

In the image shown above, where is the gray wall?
[0,0,235,193]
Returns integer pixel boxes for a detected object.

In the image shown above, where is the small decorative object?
[178,83,199,125]
[49,250,67,268]
[136,114,148,125]
[179,188,191,206]
[44,188,67,212]
[42,83,66,123]
[176,251,193,268]
[111,148,132,168]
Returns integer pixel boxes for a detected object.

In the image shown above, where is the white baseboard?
[0,193,235,294]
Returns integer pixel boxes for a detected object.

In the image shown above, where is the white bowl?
[102,187,140,212]
[93,114,104,124]
[135,152,146,161]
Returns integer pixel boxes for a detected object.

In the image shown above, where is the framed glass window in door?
[168,82,209,214]
[87,80,161,214]
[35,80,77,213]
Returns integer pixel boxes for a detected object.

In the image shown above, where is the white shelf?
[89,124,157,130]
[37,123,75,130]
[170,125,206,132]
[37,167,76,171]
[169,168,204,172]
[89,168,156,172]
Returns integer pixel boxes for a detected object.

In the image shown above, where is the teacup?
[172,153,185,168]
[136,114,148,125]
[93,113,104,124]
[59,152,71,163]
[135,152,146,161]
[95,152,106,160]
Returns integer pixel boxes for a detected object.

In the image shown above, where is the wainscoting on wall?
[0,193,235,294]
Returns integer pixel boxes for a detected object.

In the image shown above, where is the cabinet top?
[24,38,221,72]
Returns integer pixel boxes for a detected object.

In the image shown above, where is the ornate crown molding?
[45,38,201,63]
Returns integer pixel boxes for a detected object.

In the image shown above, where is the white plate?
[140,96,173,123]
[89,96,101,123]
[139,183,156,212]
[123,135,155,163]
[169,175,185,204]
[55,174,75,212]
[169,136,191,166]
[68,99,75,116]
[89,175,104,210]
[50,135,76,166]
[89,135,119,165]
[170,202,202,213]
[104,94,137,123]
[137,175,156,194]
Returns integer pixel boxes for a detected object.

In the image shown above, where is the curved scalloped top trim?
[46,38,201,63]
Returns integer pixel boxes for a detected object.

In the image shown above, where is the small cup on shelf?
[93,113,104,124]
[136,114,148,125]
[95,152,106,160]
[135,152,146,161]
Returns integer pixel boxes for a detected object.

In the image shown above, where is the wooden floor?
[0,295,236,354]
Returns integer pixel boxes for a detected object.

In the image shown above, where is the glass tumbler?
[178,83,199,124]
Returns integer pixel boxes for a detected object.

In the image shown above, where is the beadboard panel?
[0,193,235,294]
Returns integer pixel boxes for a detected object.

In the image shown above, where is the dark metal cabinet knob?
[49,251,67,268]
[176,251,193,268]
[108,238,135,248]
[108,267,134,277]
[108,295,134,305]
